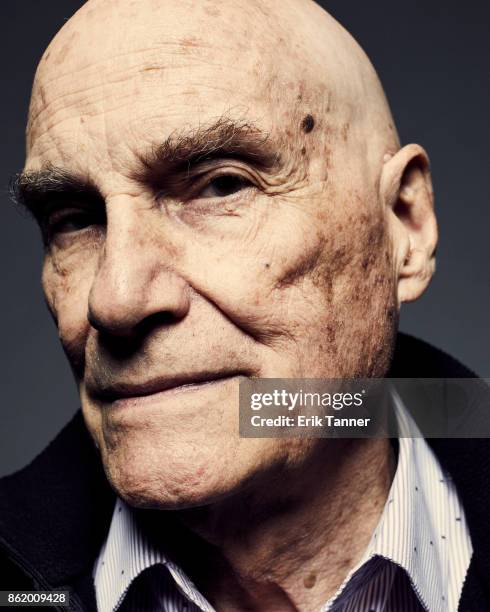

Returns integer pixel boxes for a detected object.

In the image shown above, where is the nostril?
[92,310,185,360]
[87,304,143,339]
[88,299,187,338]
[135,310,183,336]
[97,330,144,360]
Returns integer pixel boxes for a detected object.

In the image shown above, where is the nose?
[88,205,190,338]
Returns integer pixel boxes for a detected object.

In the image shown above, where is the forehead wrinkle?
[37,39,230,93]
[29,52,227,134]
[28,61,296,173]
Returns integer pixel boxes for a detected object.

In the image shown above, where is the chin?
[104,459,227,511]
[98,430,260,511]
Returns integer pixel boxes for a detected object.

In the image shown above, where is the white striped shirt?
[94,392,472,612]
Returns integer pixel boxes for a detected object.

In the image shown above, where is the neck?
[160,438,396,611]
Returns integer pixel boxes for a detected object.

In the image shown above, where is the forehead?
[26,0,328,176]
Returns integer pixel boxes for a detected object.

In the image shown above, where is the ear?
[380,144,438,303]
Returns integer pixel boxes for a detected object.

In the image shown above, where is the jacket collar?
[0,411,115,594]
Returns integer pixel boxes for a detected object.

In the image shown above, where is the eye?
[44,208,100,239]
[198,174,252,198]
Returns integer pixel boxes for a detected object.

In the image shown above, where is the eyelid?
[46,205,87,223]
[41,204,104,244]
[177,162,257,201]
[42,206,93,235]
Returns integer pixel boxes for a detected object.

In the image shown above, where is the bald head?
[28,0,398,176]
[18,0,436,511]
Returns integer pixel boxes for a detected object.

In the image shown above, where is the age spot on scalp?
[204,5,220,17]
[301,114,315,134]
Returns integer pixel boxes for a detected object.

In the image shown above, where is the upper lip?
[90,370,246,402]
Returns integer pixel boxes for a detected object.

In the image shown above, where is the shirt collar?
[93,499,214,612]
[326,388,472,611]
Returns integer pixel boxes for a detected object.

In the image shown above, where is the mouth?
[90,370,247,404]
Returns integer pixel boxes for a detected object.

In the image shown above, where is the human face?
[21,0,397,508]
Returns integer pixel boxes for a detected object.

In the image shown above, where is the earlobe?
[380,144,438,304]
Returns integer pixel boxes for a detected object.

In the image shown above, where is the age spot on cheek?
[301,114,315,134]
[303,573,317,589]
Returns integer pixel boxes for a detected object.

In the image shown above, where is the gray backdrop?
[1,1,488,477]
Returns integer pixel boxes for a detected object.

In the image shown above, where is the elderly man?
[0,0,488,610]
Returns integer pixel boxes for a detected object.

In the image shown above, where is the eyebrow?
[10,166,102,220]
[134,117,281,187]
[11,117,282,214]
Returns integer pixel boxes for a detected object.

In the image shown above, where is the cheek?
[180,200,331,332]
[250,195,396,376]
[320,209,397,376]
[42,253,97,376]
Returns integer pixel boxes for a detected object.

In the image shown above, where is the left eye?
[198,175,251,198]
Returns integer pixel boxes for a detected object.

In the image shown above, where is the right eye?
[40,206,105,247]
[46,208,97,236]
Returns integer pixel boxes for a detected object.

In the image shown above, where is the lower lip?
[107,374,241,410]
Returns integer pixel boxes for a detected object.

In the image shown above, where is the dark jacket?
[0,333,489,611]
